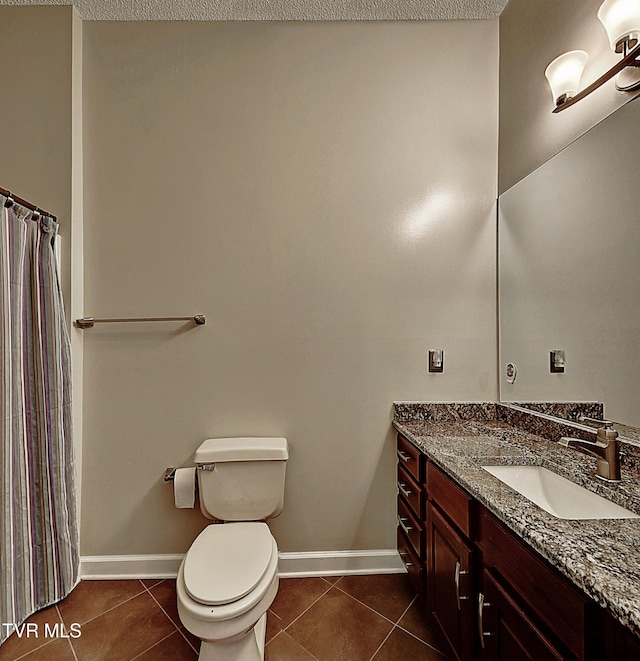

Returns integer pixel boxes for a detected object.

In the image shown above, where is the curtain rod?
[0,186,57,222]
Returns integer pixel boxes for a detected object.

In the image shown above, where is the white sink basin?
[482,465,640,520]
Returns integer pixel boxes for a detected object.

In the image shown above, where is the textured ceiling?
[0,0,509,21]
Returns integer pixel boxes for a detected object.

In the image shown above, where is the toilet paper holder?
[164,464,214,481]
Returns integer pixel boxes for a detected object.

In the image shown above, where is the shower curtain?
[0,195,78,644]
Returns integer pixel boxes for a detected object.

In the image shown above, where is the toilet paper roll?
[173,467,196,508]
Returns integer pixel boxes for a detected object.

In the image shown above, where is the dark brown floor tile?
[139,579,163,589]
[57,580,145,626]
[266,609,286,643]
[179,625,201,654]
[147,580,180,627]
[71,591,177,661]
[144,581,200,652]
[20,637,77,660]
[286,586,393,661]
[133,630,198,660]
[0,604,63,660]
[336,574,416,623]
[321,576,342,584]
[397,600,451,654]
[372,627,450,661]
[265,631,318,660]
[269,577,332,628]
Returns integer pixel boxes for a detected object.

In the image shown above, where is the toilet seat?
[183,522,275,606]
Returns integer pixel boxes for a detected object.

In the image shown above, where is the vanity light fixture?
[545,0,640,112]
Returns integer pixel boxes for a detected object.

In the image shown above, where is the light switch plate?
[550,349,565,373]
[429,349,444,373]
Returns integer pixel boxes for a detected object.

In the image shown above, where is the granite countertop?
[392,404,640,637]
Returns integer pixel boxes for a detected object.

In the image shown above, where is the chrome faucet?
[559,416,621,483]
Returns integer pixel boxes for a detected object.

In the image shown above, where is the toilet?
[176,437,288,661]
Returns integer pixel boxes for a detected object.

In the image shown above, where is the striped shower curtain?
[0,195,78,644]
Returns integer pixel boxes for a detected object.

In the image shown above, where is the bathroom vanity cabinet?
[396,434,426,595]
[396,433,640,661]
[427,463,474,661]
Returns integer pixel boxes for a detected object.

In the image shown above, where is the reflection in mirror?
[498,97,640,428]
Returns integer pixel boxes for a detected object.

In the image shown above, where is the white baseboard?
[80,549,405,580]
[277,549,405,578]
[80,554,185,580]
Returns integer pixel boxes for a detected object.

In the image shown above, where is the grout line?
[279,579,335,632]
[58,582,147,629]
[395,622,450,657]
[141,581,199,655]
[8,605,69,661]
[176,627,200,655]
[396,593,417,624]
[129,630,180,661]
[368,624,396,661]
[137,578,163,590]
[332,582,404,628]
[11,640,57,661]
[393,594,451,656]
[267,629,322,660]
[56,605,80,661]
[66,636,80,661]
[331,585,449,657]
[144,583,182,630]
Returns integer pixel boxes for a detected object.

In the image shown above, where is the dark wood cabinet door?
[479,569,564,661]
[429,503,474,661]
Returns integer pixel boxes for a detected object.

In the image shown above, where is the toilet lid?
[183,522,275,606]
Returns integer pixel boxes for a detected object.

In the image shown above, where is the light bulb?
[545,50,589,105]
[598,0,640,52]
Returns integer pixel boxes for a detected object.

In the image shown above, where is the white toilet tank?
[194,437,288,521]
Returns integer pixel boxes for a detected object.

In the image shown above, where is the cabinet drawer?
[478,508,589,660]
[398,463,423,519]
[397,494,424,558]
[427,462,473,539]
[397,527,424,596]
[397,434,423,484]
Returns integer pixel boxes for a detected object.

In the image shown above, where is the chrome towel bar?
[75,314,206,329]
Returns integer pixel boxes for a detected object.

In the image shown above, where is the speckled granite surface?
[506,401,604,422]
[392,402,640,637]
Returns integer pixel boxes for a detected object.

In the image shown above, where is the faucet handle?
[577,415,618,442]
[578,415,614,428]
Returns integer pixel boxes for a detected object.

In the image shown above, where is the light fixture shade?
[545,50,589,105]
[598,0,640,52]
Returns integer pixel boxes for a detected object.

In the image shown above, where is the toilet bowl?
[176,521,279,661]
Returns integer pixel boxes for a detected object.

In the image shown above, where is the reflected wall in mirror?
[499,97,640,427]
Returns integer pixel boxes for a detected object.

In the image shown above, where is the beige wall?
[81,20,499,555]
[498,0,639,193]
[0,6,73,311]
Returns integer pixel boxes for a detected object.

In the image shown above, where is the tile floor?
[1,574,450,660]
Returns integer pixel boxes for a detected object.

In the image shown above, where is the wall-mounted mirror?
[498,96,640,428]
